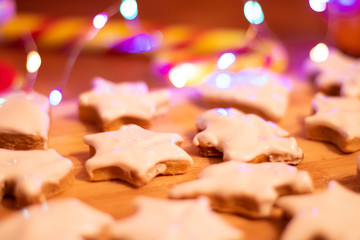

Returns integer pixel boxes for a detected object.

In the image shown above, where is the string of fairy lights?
[34,0,267,105]
[48,0,140,106]
[308,0,360,63]
[4,0,357,105]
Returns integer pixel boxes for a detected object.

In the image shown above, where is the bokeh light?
[26,51,41,73]
[215,108,229,116]
[338,0,356,5]
[93,13,108,29]
[49,89,62,106]
[0,0,16,25]
[244,1,264,25]
[217,53,236,70]
[169,63,196,88]
[309,43,329,62]
[215,72,233,89]
[120,0,138,20]
[309,0,328,12]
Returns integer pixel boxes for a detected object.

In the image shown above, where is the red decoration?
[0,60,16,92]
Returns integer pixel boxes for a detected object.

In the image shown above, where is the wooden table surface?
[0,1,357,238]
[0,72,358,239]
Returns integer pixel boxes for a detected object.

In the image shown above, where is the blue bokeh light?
[217,53,236,70]
[215,72,233,90]
[338,0,356,5]
[120,0,138,20]
[49,89,62,106]
[244,1,264,24]
[119,33,153,53]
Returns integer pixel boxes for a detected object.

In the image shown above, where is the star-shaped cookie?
[0,90,50,150]
[193,108,303,164]
[103,196,243,240]
[304,47,360,97]
[84,124,193,186]
[0,198,114,240]
[198,68,291,121]
[170,161,313,218]
[276,181,360,240]
[305,93,360,152]
[0,148,74,207]
[79,77,169,131]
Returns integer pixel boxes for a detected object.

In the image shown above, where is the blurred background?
[1,0,357,100]
[14,0,327,43]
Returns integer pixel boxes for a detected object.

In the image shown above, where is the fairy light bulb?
[310,43,329,62]
[120,0,138,20]
[49,89,62,106]
[93,13,108,29]
[309,0,329,12]
[26,51,41,73]
[244,1,264,24]
[169,63,196,88]
[215,72,232,89]
[217,53,236,70]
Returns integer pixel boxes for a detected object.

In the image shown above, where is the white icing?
[193,108,303,164]
[79,77,169,125]
[85,124,193,183]
[170,161,313,217]
[277,181,360,240]
[198,68,291,121]
[305,48,360,97]
[0,198,114,240]
[305,93,360,140]
[0,90,50,138]
[108,196,243,240]
[0,148,73,201]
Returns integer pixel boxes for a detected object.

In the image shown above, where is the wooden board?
[0,78,358,240]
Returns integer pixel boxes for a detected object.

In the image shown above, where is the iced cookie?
[305,93,360,152]
[193,108,303,164]
[0,148,74,207]
[170,161,313,218]
[277,181,360,240]
[304,47,360,97]
[84,124,193,187]
[0,198,114,240]
[79,77,169,131]
[0,90,50,150]
[98,196,242,240]
[197,68,291,121]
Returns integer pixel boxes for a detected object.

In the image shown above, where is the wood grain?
[0,78,358,240]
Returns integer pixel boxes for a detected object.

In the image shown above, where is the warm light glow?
[310,43,329,62]
[93,13,108,29]
[169,63,196,88]
[120,0,138,20]
[244,1,264,24]
[215,72,233,89]
[49,89,62,106]
[26,51,41,73]
[309,0,328,12]
[217,53,236,70]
